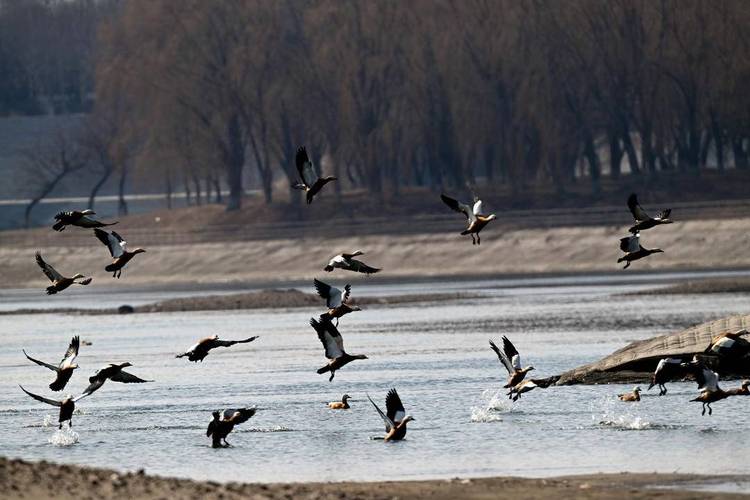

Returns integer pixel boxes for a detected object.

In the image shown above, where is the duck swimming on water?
[328,394,351,409]
[293,146,337,204]
[618,386,642,402]
[176,335,260,362]
[617,232,663,269]
[324,251,380,275]
[93,229,146,278]
[314,279,361,325]
[23,336,80,392]
[82,362,152,396]
[19,385,88,429]
[207,408,256,447]
[489,337,534,389]
[52,209,118,231]
[368,388,414,442]
[310,317,367,381]
[35,252,91,294]
[440,193,497,245]
[627,194,673,233]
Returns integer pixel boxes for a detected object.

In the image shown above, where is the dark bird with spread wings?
[23,336,80,392]
[206,408,256,448]
[176,335,260,362]
[627,194,673,233]
[52,209,118,232]
[617,232,663,269]
[292,146,337,204]
[314,279,361,325]
[367,388,414,442]
[19,385,88,429]
[323,251,380,275]
[489,336,534,389]
[440,193,497,245]
[648,357,687,396]
[82,362,152,397]
[310,317,367,382]
[93,229,146,278]
[682,358,729,415]
[35,252,91,294]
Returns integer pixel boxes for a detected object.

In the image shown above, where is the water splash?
[48,427,79,446]
[470,388,511,423]
[598,415,652,430]
[42,414,54,428]
[246,426,292,433]
[591,395,652,430]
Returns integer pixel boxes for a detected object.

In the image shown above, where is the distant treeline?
[8,0,750,217]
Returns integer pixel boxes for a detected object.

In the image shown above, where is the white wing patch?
[473,199,484,216]
[511,354,521,371]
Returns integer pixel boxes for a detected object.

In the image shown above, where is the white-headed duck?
[176,335,259,363]
[35,252,91,294]
[440,193,496,245]
[23,336,80,392]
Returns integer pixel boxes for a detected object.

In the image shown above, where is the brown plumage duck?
[441,193,497,245]
[617,232,663,269]
[19,385,88,429]
[507,377,556,402]
[324,251,380,275]
[82,362,152,396]
[627,194,673,233]
[310,317,367,382]
[35,252,91,294]
[489,337,534,389]
[176,335,259,363]
[207,408,256,448]
[23,336,80,392]
[368,388,414,442]
[618,386,642,402]
[52,209,118,232]
[726,380,750,396]
[93,229,146,278]
[328,394,351,409]
[704,330,750,359]
[292,147,336,204]
[314,279,361,325]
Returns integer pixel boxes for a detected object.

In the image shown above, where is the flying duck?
[726,380,750,396]
[617,232,663,269]
[618,386,642,402]
[19,385,88,429]
[627,194,673,233]
[93,229,146,278]
[292,146,337,204]
[367,388,414,442]
[310,317,367,381]
[323,251,380,275]
[52,209,118,232]
[682,358,728,415]
[82,362,152,396]
[489,337,534,389]
[648,357,686,396]
[35,252,91,294]
[314,279,361,325]
[207,408,256,448]
[507,377,555,402]
[23,336,80,392]
[327,394,351,409]
[440,193,497,245]
[704,330,750,359]
[176,335,260,362]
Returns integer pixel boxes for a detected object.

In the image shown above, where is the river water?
[1,272,749,482]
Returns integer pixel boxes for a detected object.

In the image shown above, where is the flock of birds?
[17,149,750,447]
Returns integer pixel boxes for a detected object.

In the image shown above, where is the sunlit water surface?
[1,273,749,483]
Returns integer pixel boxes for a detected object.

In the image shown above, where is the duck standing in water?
[648,357,686,396]
[627,194,673,233]
[327,394,352,409]
[176,335,260,362]
[82,362,152,396]
[206,408,256,447]
[440,193,497,245]
[489,337,534,390]
[19,386,88,429]
[292,146,337,204]
[35,252,91,294]
[617,232,663,269]
[52,209,118,231]
[618,386,642,402]
[367,388,414,442]
[324,251,380,275]
[23,336,80,392]
[310,317,367,381]
[314,279,361,325]
[93,229,146,278]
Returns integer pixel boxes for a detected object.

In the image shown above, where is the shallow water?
[1,274,749,483]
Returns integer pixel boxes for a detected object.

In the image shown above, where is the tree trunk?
[622,131,641,175]
[608,129,623,179]
[88,166,113,211]
[117,167,128,216]
[732,137,748,169]
[225,113,245,211]
[192,173,202,206]
[583,134,600,194]
[165,170,172,209]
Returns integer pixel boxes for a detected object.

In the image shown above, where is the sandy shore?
[3,217,750,289]
[634,277,750,295]
[1,458,748,500]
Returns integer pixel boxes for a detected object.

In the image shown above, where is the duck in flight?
[176,335,260,362]
[682,357,734,415]
[93,229,146,278]
[35,252,91,294]
[314,279,361,325]
[617,232,663,269]
[440,193,497,245]
[19,385,88,429]
[23,336,80,392]
[704,330,750,359]
[507,377,556,402]
[293,146,337,204]
[82,362,152,396]
[52,209,118,232]
[618,386,642,402]
[367,388,414,442]
[489,337,534,390]
[327,394,352,409]
[627,194,673,233]
[207,408,256,448]
[324,251,380,275]
[648,357,685,396]
[310,317,367,381]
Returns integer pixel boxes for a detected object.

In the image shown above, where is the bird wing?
[207,418,218,437]
[81,378,106,397]
[473,199,484,216]
[655,208,671,221]
[350,259,380,275]
[311,317,344,359]
[295,147,317,187]
[23,350,58,372]
[211,336,259,348]
[110,370,151,384]
[225,408,256,425]
[441,194,475,222]
[620,233,640,253]
[367,393,395,432]
[627,193,651,221]
[341,284,352,304]
[313,279,343,308]
[502,336,522,371]
[385,388,406,424]
[94,229,126,258]
[489,339,514,375]
[19,385,61,407]
[35,252,63,283]
[60,336,79,367]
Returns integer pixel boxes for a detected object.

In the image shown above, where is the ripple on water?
[48,427,79,446]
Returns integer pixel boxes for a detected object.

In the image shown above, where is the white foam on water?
[48,427,79,446]
[42,414,54,428]
[591,395,652,430]
[470,388,511,422]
